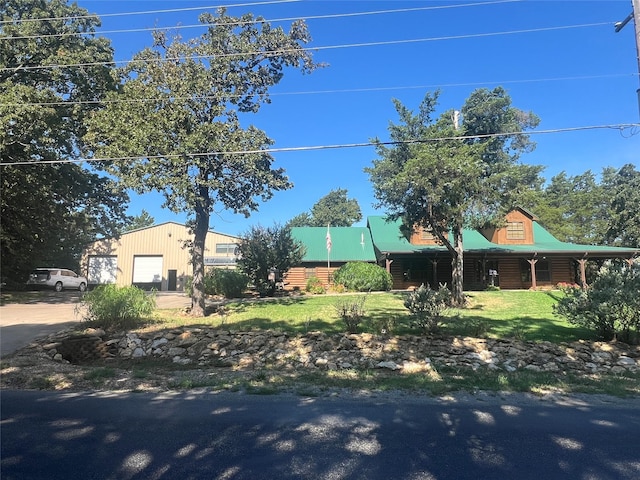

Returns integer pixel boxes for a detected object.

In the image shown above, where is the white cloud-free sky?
[79,0,640,236]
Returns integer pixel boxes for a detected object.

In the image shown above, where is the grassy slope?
[158,290,594,343]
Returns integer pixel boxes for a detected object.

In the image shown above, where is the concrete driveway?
[0,291,191,357]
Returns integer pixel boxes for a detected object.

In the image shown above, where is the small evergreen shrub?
[335,295,367,333]
[76,284,156,331]
[306,276,325,294]
[332,262,393,292]
[404,283,452,334]
[554,262,640,343]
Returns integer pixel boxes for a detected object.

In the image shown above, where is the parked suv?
[27,268,87,292]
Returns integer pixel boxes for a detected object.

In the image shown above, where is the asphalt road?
[2,390,640,480]
[0,292,191,356]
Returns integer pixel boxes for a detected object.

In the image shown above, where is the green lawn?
[158,289,594,343]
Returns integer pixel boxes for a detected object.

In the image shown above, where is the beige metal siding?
[81,223,239,291]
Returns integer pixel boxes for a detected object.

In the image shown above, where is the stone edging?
[34,327,640,375]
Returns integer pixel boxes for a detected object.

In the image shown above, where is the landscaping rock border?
[35,327,640,375]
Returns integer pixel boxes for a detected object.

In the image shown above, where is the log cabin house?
[366,208,638,290]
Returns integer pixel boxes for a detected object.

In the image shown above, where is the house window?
[506,222,525,240]
[305,268,316,279]
[215,243,238,255]
[520,259,551,283]
[420,228,436,241]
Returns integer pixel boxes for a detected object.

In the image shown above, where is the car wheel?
[55,282,63,292]
[79,282,86,292]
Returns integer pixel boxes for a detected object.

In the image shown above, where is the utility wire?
[0,21,612,73]
[2,123,638,167]
[0,0,299,25]
[2,73,636,108]
[1,1,519,40]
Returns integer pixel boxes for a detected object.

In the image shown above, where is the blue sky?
[79,0,640,237]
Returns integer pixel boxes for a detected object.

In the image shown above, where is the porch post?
[481,257,487,287]
[385,257,393,273]
[431,259,438,287]
[527,258,538,289]
[577,258,588,288]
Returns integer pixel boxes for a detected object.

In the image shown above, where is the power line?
[0,21,612,73]
[0,1,519,40]
[2,123,638,167]
[0,1,299,25]
[2,73,636,108]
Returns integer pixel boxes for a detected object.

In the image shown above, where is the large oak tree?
[367,88,542,305]
[85,8,320,315]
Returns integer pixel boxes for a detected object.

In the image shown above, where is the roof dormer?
[482,208,537,245]
[408,225,442,245]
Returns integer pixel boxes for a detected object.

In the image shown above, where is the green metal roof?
[367,215,639,257]
[291,226,377,262]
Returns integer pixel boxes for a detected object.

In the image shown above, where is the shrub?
[76,284,156,331]
[335,295,367,333]
[332,262,393,292]
[369,316,398,335]
[305,276,325,294]
[209,269,249,298]
[184,269,248,298]
[554,262,640,343]
[404,283,452,334]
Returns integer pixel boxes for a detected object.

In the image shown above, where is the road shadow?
[2,391,639,480]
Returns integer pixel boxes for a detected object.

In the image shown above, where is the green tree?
[605,164,640,248]
[84,8,319,315]
[287,212,314,228]
[236,224,305,296]
[311,188,362,227]
[288,188,362,227]
[532,170,610,244]
[0,0,129,285]
[367,88,542,306]
[124,210,155,232]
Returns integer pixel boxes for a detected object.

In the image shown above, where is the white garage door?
[88,256,118,285]
[133,256,163,284]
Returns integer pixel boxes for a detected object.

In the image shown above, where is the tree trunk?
[190,198,210,317]
[451,224,465,307]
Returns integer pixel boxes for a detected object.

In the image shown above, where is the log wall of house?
[463,257,485,290]
[550,258,573,286]
[496,257,574,289]
[496,258,524,289]
[284,265,339,291]
[389,260,413,290]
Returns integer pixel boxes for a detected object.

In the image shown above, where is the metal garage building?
[81,222,239,291]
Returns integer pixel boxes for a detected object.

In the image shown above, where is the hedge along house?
[367,208,639,291]
[286,226,377,290]
[81,222,240,291]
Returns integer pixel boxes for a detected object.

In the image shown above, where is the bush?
[209,269,249,298]
[332,262,393,292]
[305,276,325,294]
[554,262,640,343]
[335,295,367,333]
[184,269,248,298]
[76,284,156,331]
[404,283,452,334]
